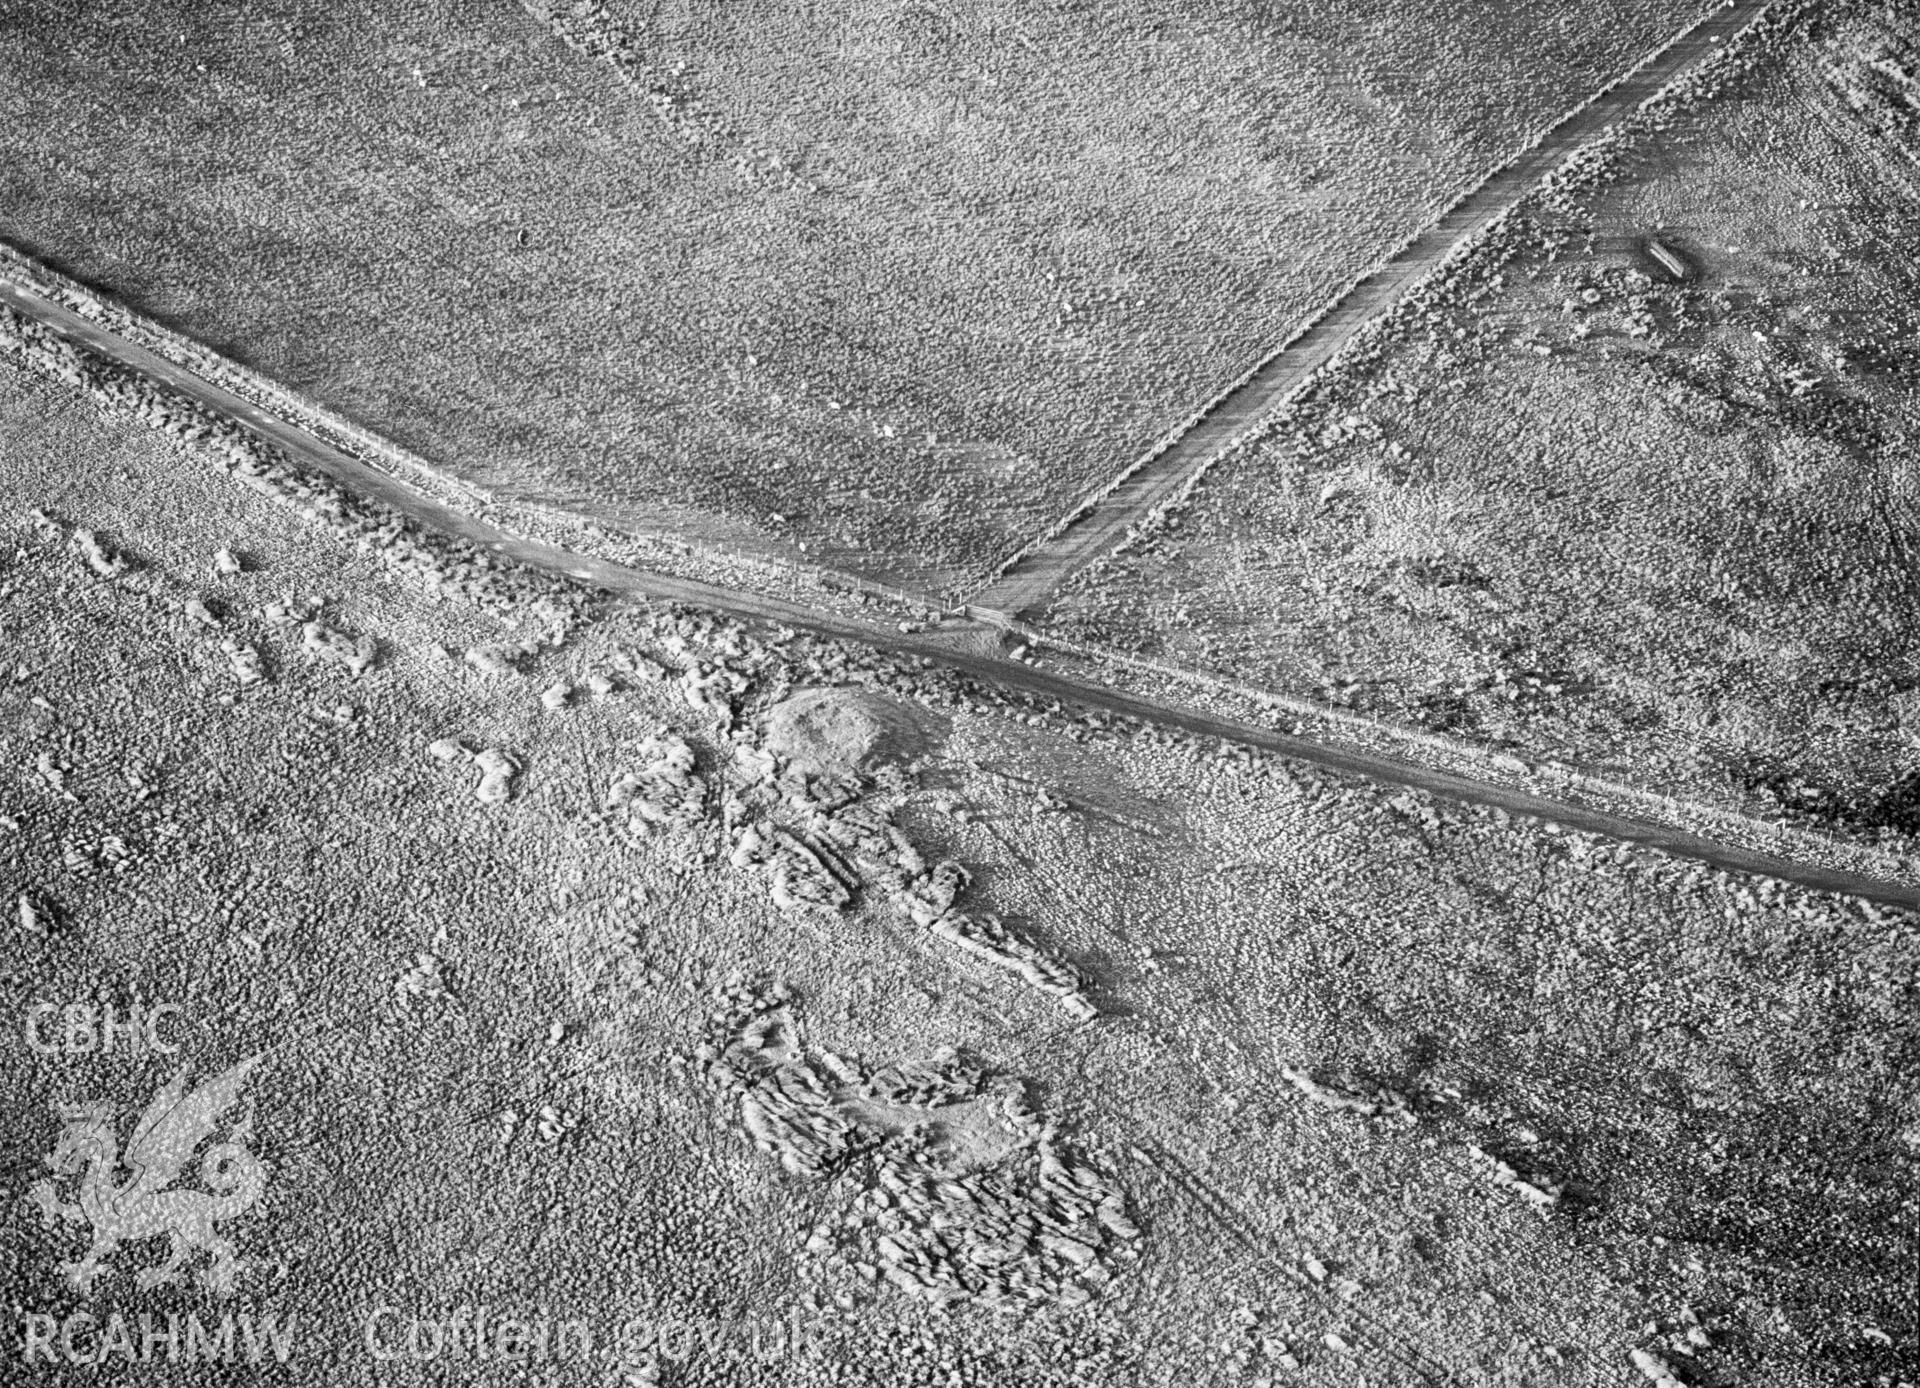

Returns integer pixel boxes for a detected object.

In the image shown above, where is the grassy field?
[0,356,1911,1385]
[0,0,1708,592]
[1039,9,1920,847]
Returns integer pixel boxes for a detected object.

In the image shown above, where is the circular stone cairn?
[762,686,935,780]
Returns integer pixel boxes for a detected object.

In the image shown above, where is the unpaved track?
[966,0,1776,620]
[5,275,1918,914]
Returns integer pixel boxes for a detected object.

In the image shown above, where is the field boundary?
[963,0,1785,620]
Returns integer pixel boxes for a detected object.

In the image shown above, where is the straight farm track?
[965,0,1778,621]
[5,271,1919,917]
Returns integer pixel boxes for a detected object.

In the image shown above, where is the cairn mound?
[762,686,934,780]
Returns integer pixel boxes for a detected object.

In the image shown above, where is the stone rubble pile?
[681,661,747,719]
[700,981,1139,1311]
[729,822,853,913]
[702,981,866,1179]
[301,619,378,676]
[606,732,707,833]
[906,872,1097,1022]
[860,1048,986,1108]
[723,726,1099,1021]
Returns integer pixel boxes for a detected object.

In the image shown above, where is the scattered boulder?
[396,951,451,1003]
[1629,1349,1685,1388]
[220,640,266,687]
[1468,1143,1562,1213]
[70,529,127,578]
[17,891,46,935]
[262,595,321,628]
[1282,1067,1415,1124]
[472,748,520,803]
[465,644,523,679]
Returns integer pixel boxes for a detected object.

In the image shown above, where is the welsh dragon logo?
[28,1055,267,1296]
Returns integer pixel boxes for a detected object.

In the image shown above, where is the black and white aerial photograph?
[0,1,1915,1384]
